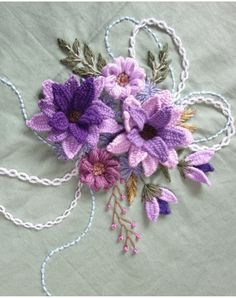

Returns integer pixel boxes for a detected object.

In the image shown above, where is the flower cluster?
[27,55,215,253]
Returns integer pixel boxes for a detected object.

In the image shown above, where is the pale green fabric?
[0,2,236,296]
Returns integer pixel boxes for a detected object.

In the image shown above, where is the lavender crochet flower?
[144,187,177,222]
[181,150,215,185]
[102,57,145,100]
[27,76,121,159]
[107,90,193,176]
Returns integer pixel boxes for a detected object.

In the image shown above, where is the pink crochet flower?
[107,90,193,177]
[102,57,145,99]
[79,149,120,191]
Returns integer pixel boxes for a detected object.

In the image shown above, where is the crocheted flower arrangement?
[26,37,216,255]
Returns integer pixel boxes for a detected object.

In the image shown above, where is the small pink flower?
[135,233,142,240]
[118,234,124,241]
[102,57,145,99]
[79,148,120,192]
[131,222,136,229]
[132,248,139,255]
[111,223,117,230]
[121,207,127,215]
[105,203,112,211]
[123,244,129,253]
[120,194,126,201]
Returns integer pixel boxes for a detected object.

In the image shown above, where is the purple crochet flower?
[107,91,193,176]
[102,57,145,100]
[144,187,177,222]
[27,76,121,159]
[79,148,120,191]
[182,150,215,185]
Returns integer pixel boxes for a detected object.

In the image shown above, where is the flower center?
[68,110,81,123]
[93,162,105,176]
[139,124,157,140]
[116,72,129,87]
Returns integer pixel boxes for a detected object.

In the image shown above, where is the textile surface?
[0,2,236,295]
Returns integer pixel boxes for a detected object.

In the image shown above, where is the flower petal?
[62,135,82,159]
[72,77,95,111]
[184,166,211,186]
[127,128,145,147]
[64,75,80,95]
[185,150,215,166]
[38,100,56,118]
[143,137,168,162]
[99,118,123,134]
[194,163,214,173]
[158,127,192,149]
[79,105,103,126]
[26,113,51,132]
[159,188,177,203]
[148,106,172,129]
[158,199,171,215]
[52,83,71,113]
[107,133,131,154]
[94,76,105,99]
[145,199,160,222]
[91,100,115,119]
[47,130,68,142]
[128,145,148,167]
[142,155,159,177]
[162,149,178,168]
[86,126,100,148]
[42,79,54,101]
[48,112,69,132]
[69,123,88,143]
[141,95,161,117]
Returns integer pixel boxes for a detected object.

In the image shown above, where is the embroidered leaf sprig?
[106,184,141,254]
[147,43,171,84]
[57,38,107,77]
[126,173,138,205]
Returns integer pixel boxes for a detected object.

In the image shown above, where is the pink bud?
[120,178,125,184]
[135,233,141,240]
[118,234,124,241]
[123,244,129,253]
[121,207,127,215]
[110,223,117,230]
[120,194,126,201]
[132,248,139,255]
[106,203,112,211]
[131,222,136,229]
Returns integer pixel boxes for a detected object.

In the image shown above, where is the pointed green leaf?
[72,38,80,55]
[83,43,95,65]
[96,53,107,72]
[57,38,72,54]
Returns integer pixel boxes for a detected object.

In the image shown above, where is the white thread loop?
[128,18,190,100]
[0,181,83,231]
[180,96,235,151]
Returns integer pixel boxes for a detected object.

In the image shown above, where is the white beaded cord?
[41,188,96,296]
[0,182,82,231]
[180,96,235,152]
[128,18,190,100]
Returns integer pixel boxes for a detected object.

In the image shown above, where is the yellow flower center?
[93,162,105,176]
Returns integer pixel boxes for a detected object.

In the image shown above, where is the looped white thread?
[128,18,190,100]
[41,188,96,296]
[180,96,235,151]
[0,181,82,230]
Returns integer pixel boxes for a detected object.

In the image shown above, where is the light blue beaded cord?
[41,189,96,296]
